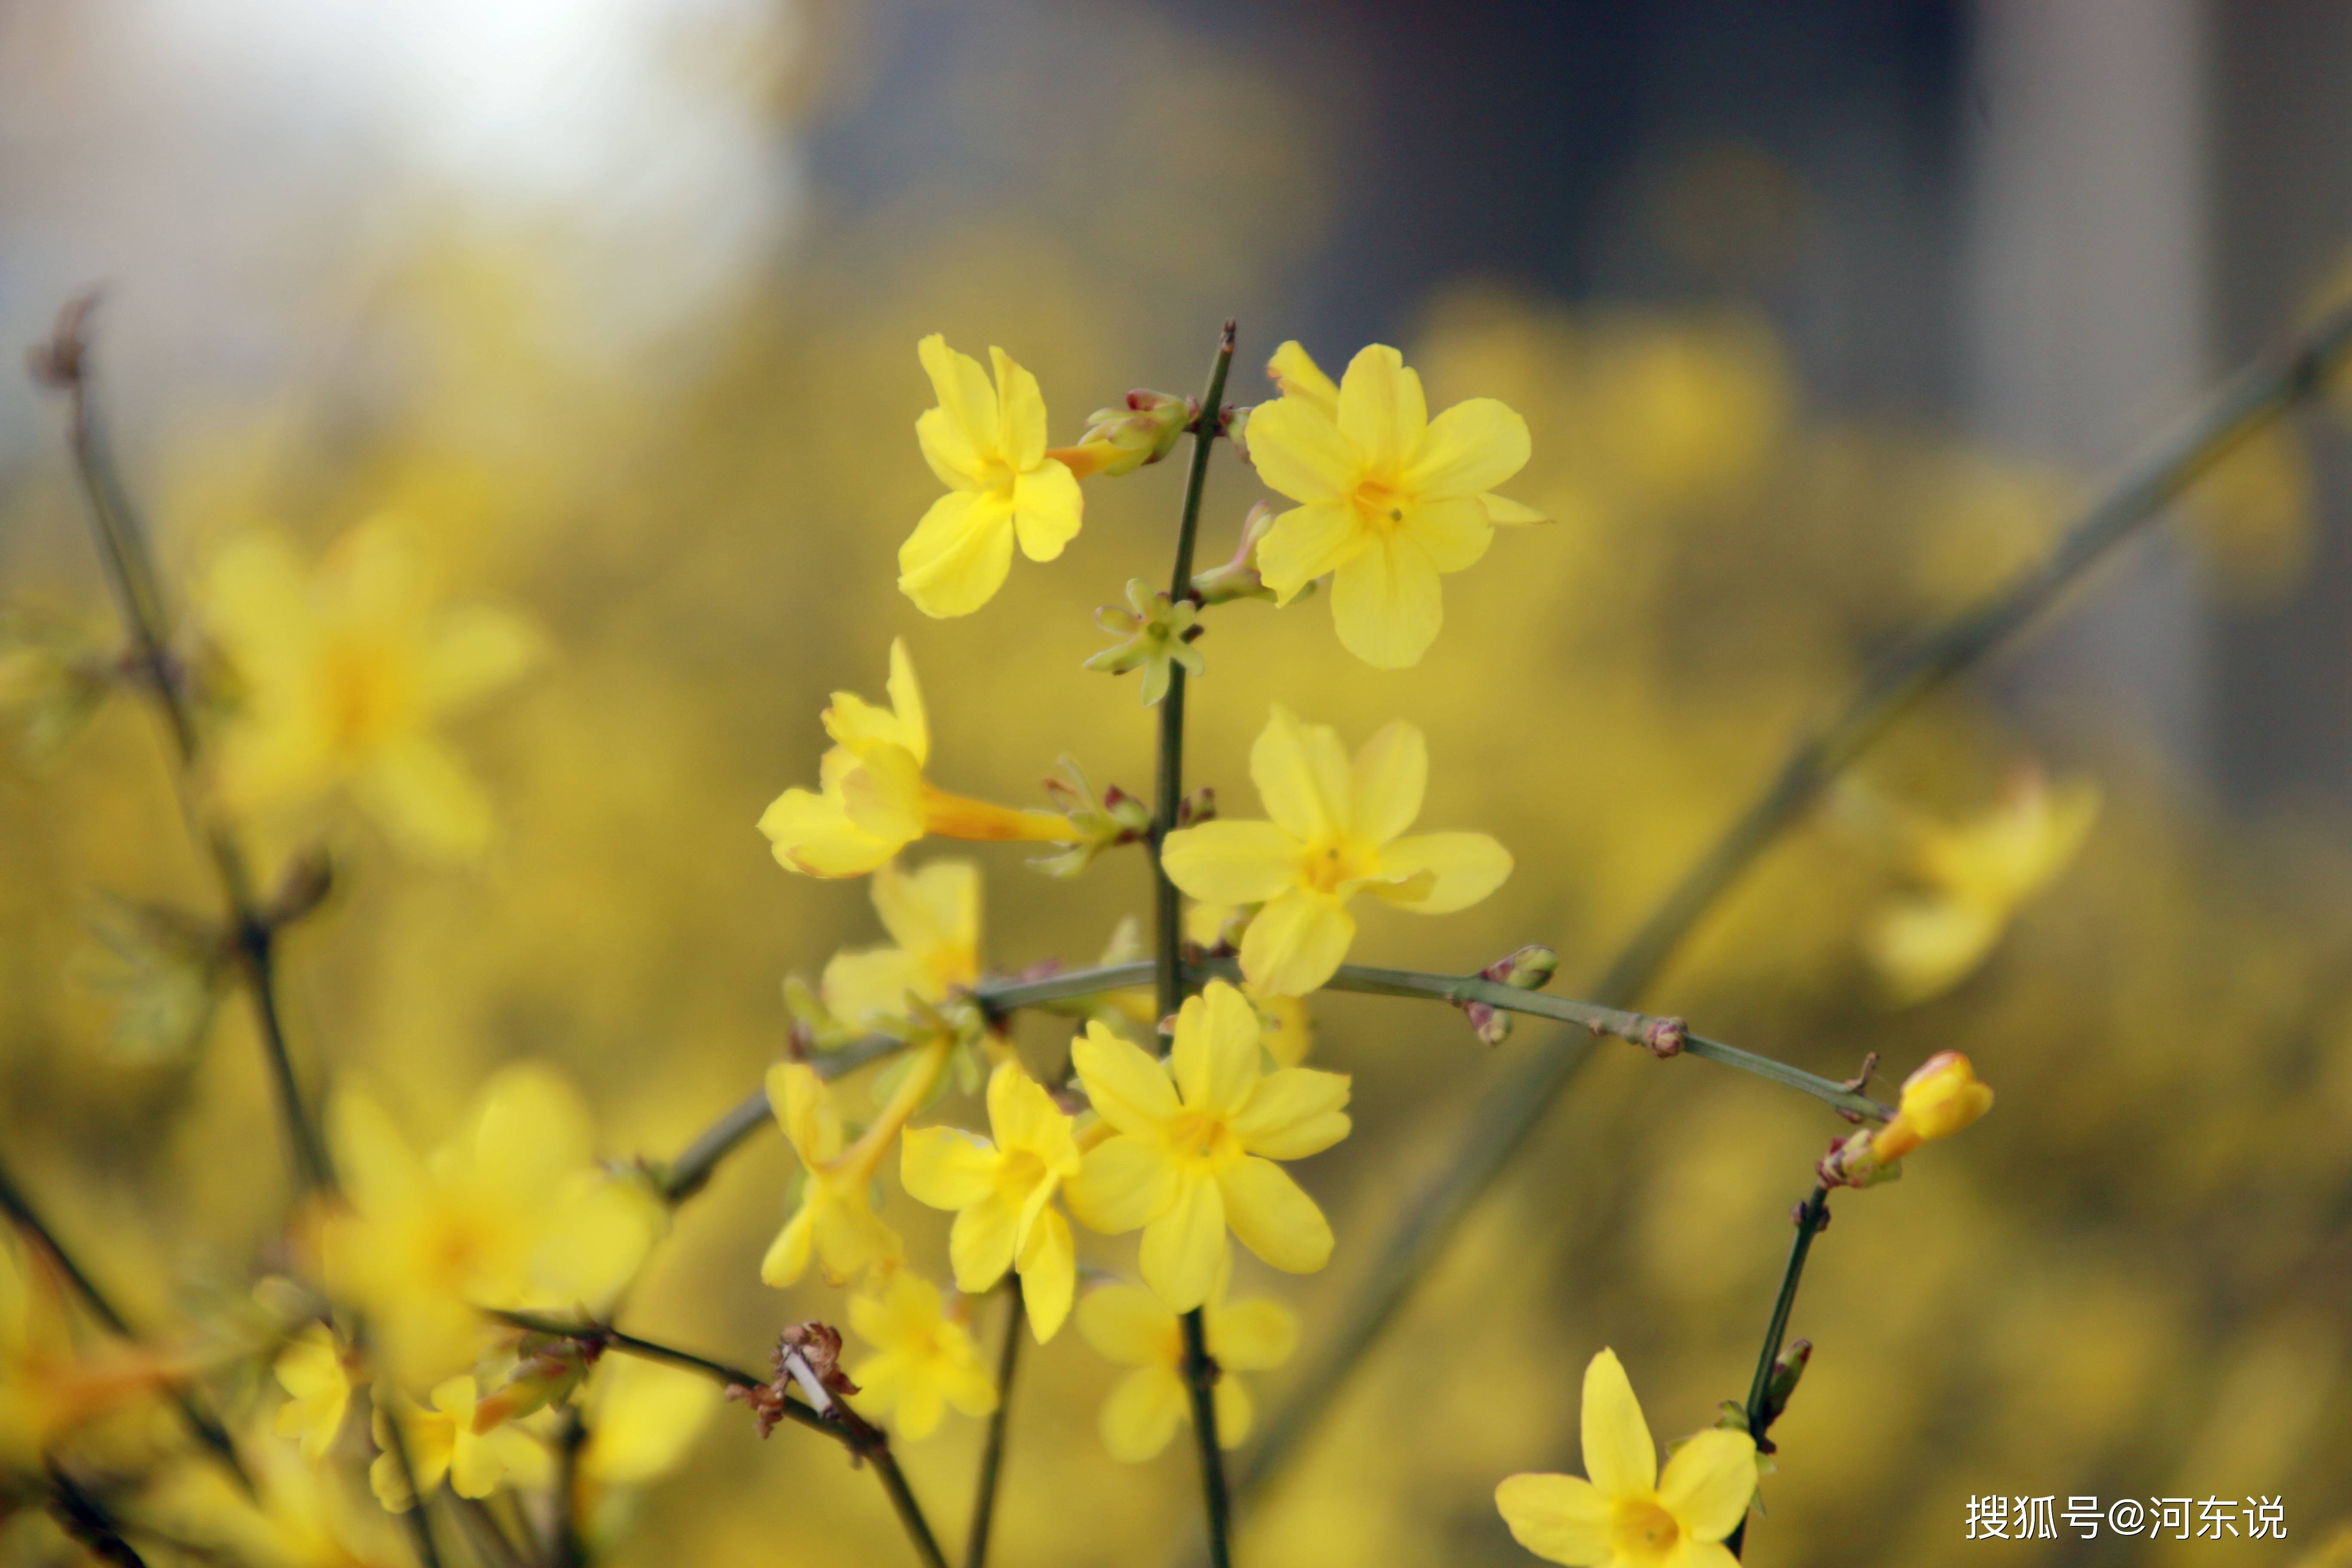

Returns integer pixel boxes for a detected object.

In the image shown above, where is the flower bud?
[1874,1050,1993,1163]
[1049,390,1195,479]
[1083,579,1205,706]
[1191,502,1285,605]
[1035,757,1154,878]
[475,1333,600,1430]
[1481,943,1559,991]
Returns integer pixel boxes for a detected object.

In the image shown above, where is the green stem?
[1233,282,2352,1516]
[551,1408,588,1568]
[1726,1186,1831,1559]
[656,1034,900,1204]
[375,1401,446,1568]
[30,298,333,1198]
[964,1283,1023,1568]
[483,1309,948,1568]
[1180,1308,1233,1568]
[1154,321,1237,1026]
[0,1152,249,1491]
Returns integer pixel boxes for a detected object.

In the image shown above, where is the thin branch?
[0,1152,249,1491]
[550,1408,588,1568]
[45,1465,150,1567]
[655,1033,900,1204]
[1726,1186,1831,1560]
[483,1309,949,1568]
[28,295,334,1197]
[375,1397,447,1568]
[964,1283,1023,1568]
[1231,281,2352,1517]
[1179,1308,1232,1568]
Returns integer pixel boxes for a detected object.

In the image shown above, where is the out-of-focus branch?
[655,1033,900,1204]
[28,294,334,1198]
[1230,282,2352,1519]
[964,1283,1024,1568]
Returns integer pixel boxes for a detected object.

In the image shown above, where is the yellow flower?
[845,1271,997,1440]
[1246,342,1543,667]
[757,639,1075,878]
[900,1060,1082,1342]
[1064,980,1350,1311]
[1861,772,2099,1004]
[271,1323,358,1462]
[368,1375,551,1511]
[1075,1254,1295,1463]
[899,334,1084,617]
[323,1065,663,1389]
[0,1233,179,1471]
[821,858,983,1033]
[1495,1349,1757,1568]
[202,516,539,859]
[1822,1051,1994,1188]
[579,1354,718,1489]
[1160,706,1513,997]
[758,1062,908,1290]
[1183,903,1314,1065]
[141,1438,409,1568]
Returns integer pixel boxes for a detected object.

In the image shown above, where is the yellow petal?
[1265,340,1340,413]
[884,637,929,763]
[989,1062,1079,1174]
[1405,495,1496,573]
[1256,499,1368,602]
[1482,492,1550,525]
[1494,1472,1613,1566]
[1230,1067,1352,1160]
[1863,894,2002,1004]
[1407,396,1531,498]
[1071,1022,1182,1134]
[358,737,493,860]
[1206,1297,1296,1372]
[1076,1281,1178,1367]
[759,769,897,879]
[1216,1157,1331,1275]
[1172,980,1262,1116]
[768,1063,842,1164]
[1246,397,1358,505]
[1213,1375,1253,1447]
[1139,1175,1225,1311]
[1011,454,1083,563]
[990,346,1047,468]
[822,945,929,1028]
[899,490,1016,619]
[1335,345,1427,470]
[470,1062,593,1204]
[583,1357,718,1486]
[839,744,927,846]
[1349,720,1426,845]
[1066,1134,1179,1234]
[900,1126,998,1211]
[917,334,999,465]
[872,858,978,977]
[1238,890,1356,998]
[419,605,541,713]
[1250,705,1351,842]
[812,1187,903,1285]
[1099,1366,1188,1463]
[1161,820,1298,905]
[758,1207,815,1288]
[1014,1206,1075,1343]
[917,405,986,490]
[328,1090,424,1221]
[948,1192,1023,1293]
[1581,1348,1657,1497]
[1657,1427,1758,1544]
[1371,832,1513,914]
[1329,533,1443,670]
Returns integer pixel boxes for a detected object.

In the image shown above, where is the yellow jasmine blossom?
[1246,341,1543,667]
[322,1064,664,1389]
[272,1323,358,1462]
[821,858,982,1033]
[845,1271,998,1440]
[900,334,1084,617]
[1862,772,2100,1004]
[1075,1254,1295,1462]
[760,1036,956,1289]
[202,516,540,859]
[578,1354,718,1490]
[1495,1349,1757,1568]
[368,1375,551,1511]
[1184,903,1314,1065]
[758,639,1075,878]
[1821,1051,1994,1188]
[901,1060,1082,1342]
[1064,980,1350,1311]
[1161,707,1513,997]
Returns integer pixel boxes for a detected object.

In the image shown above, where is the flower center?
[1351,475,1409,532]
[321,640,407,753]
[1611,1497,1681,1565]
[996,1148,1049,1200]
[1163,1109,1240,1173]
[1298,837,1374,896]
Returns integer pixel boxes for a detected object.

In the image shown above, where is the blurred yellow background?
[4,2,2352,1564]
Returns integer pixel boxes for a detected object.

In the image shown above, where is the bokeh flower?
[845,1270,997,1440]
[271,1323,357,1462]
[758,638,1075,878]
[202,517,540,859]
[899,334,1083,617]
[368,1374,551,1510]
[1494,1348,1755,1568]
[1075,1253,1295,1462]
[1246,341,1542,667]
[1064,979,1350,1311]
[1859,771,2100,1004]
[901,1060,1082,1341]
[1161,706,1513,996]
[757,1061,909,1290]
[322,1064,663,1389]
[819,858,983,1034]
[0,1233,178,1471]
